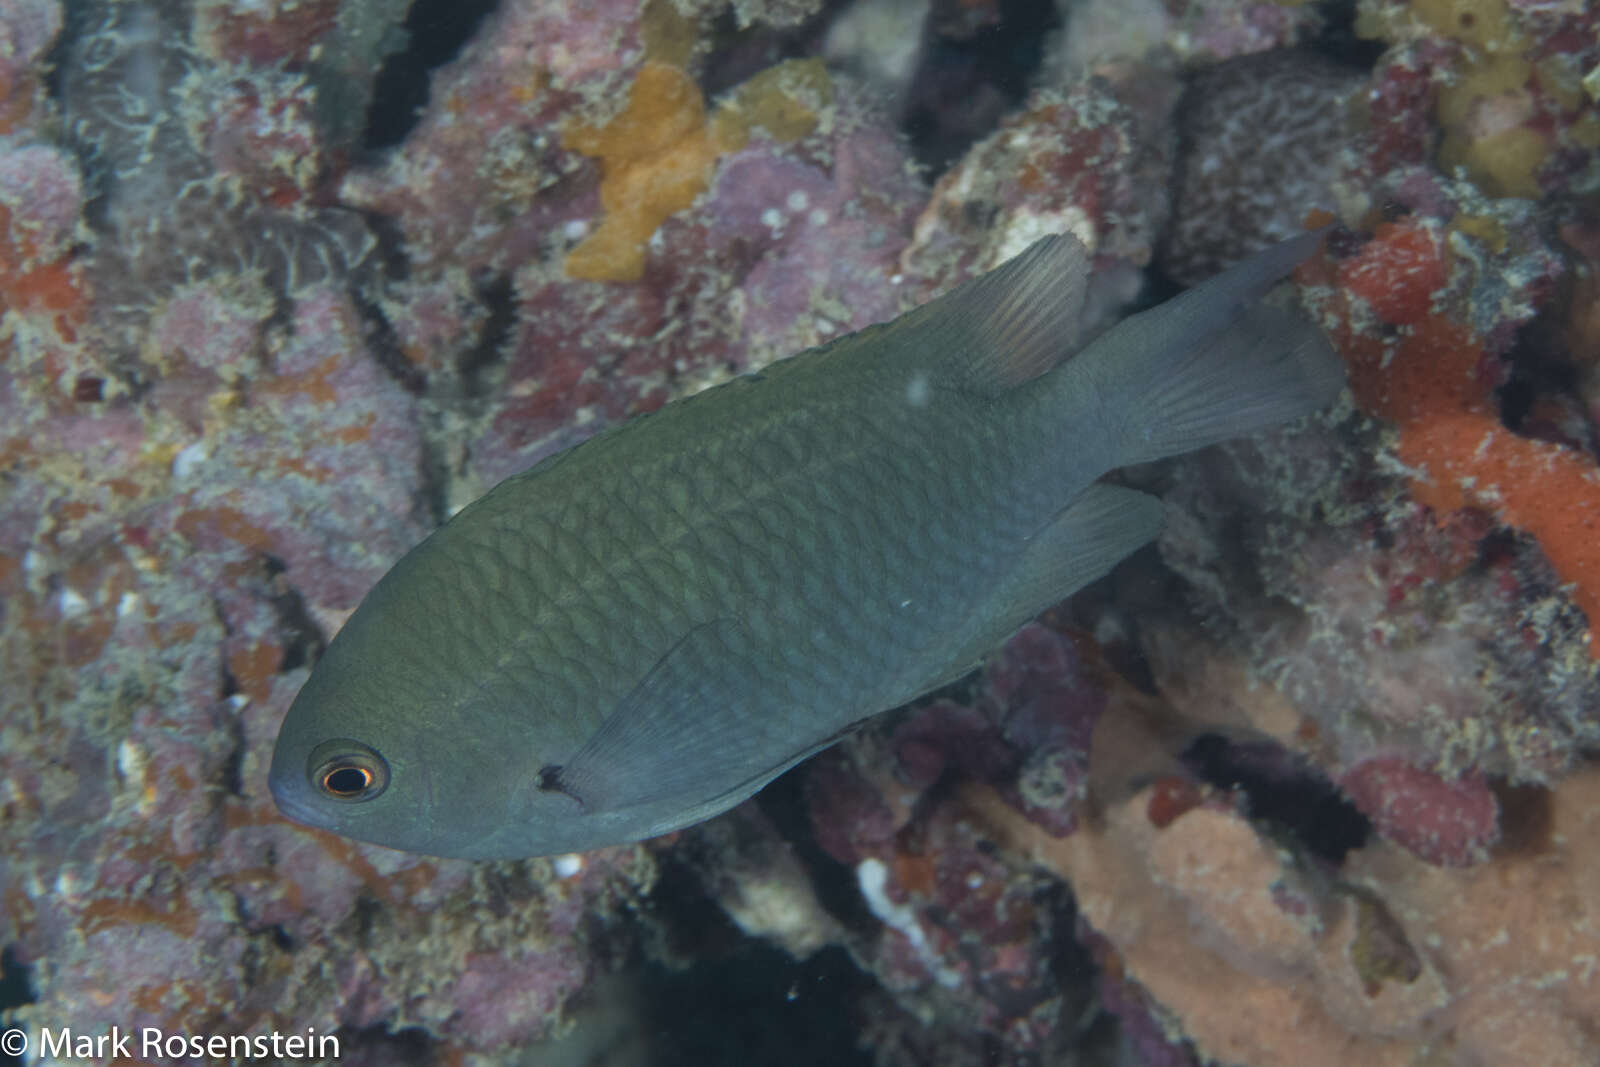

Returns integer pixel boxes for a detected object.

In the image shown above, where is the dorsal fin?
[884,234,1092,396]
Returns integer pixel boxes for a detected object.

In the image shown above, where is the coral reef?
[973,749,1600,1066]
[1160,49,1364,285]
[3,0,1598,1064]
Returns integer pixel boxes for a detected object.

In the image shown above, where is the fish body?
[269,232,1342,858]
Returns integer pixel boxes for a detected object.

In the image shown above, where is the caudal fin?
[1084,231,1345,467]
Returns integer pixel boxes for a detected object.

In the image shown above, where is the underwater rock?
[1160,49,1363,286]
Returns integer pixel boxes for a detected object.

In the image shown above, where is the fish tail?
[1083,231,1345,466]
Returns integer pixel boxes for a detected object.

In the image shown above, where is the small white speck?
[227,693,251,711]
[760,207,784,231]
[55,866,86,902]
[786,190,809,212]
[815,316,836,335]
[889,274,903,286]
[57,587,90,619]
[563,219,588,241]
[904,372,931,407]
[23,549,44,576]
[172,440,209,480]
[966,870,983,890]
[553,853,584,878]
[857,858,963,989]
[117,591,141,618]
[899,599,912,609]
[116,739,147,787]
[648,229,666,252]
[808,207,828,227]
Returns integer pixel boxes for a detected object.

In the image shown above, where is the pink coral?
[1339,758,1500,867]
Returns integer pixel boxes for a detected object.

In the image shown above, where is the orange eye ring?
[322,764,373,796]
[307,739,389,803]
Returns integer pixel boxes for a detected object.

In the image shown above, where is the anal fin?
[929,484,1163,688]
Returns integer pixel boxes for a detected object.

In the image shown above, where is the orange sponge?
[562,59,830,283]
[562,62,740,282]
[1315,220,1600,655]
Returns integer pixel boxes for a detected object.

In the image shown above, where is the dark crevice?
[0,946,35,1013]
[0,945,35,1067]
[334,1026,435,1066]
[1496,313,1599,453]
[635,925,876,1067]
[267,924,294,952]
[263,556,327,675]
[902,0,1061,176]
[351,288,428,395]
[361,210,414,284]
[641,848,752,964]
[698,2,846,99]
[458,272,516,388]
[1493,781,1553,855]
[362,0,502,152]
[643,943,877,1067]
[414,419,455,530]
[1183,733,1371,863]
[212,593,242,700]
[632,770,886,1066]
[39,0,87,102]
[1309,0,1389,69]
[219,743,246,798]
[351,896,383,944]
[756,765,878,934]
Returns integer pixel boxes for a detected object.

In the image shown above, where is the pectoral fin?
[540,619,830,815]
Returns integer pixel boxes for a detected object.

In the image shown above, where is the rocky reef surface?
[2,0,1597,1064]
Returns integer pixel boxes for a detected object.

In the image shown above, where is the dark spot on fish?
[536,764,585,807]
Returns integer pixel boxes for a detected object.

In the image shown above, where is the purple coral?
[1160,49,1363,285]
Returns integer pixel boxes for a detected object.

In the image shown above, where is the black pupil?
[325,765,370,796]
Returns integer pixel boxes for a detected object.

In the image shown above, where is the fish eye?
[307,739,389,803]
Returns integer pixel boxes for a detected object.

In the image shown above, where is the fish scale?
[271,231,1344,858]
[481,360,1011,765]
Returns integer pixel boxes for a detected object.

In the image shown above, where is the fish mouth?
[266,739,328,831]
[267,764,320,828]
